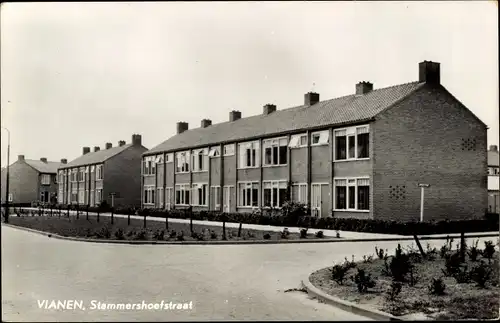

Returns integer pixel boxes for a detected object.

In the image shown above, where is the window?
[292,183,308,204]
[211,186,221,210]
[192,149,208,172]
[90,165,95,178]
[78,190,85,204]
[238,182,259,207]
[71,191,78,203]
[209,147,220,157]
[192,183,208,206]
[96,165,103,180]
[157,187,164,208]
[143,186,155,204]
[311,130,329,146]
[54,174,58,184]
[165,153,173,163]
[263,137,288,166]
[155,155,164,164]
[335,125,370,160]
[165,187,173,210]
[143,156,156,175]
[79,168,85,182]
[334,178,370,211]
[175,151,191,173]
[175,184,190,205]
[223,144,235,156]
[238,141,260,168]
[263,181,288,207]
[71,170,77,182]
[41,174,51,185]
[289,133,308,148]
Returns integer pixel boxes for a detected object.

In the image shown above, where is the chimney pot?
[118,140,126,147]
[356,81,373,95]
[40,157,47,163]
[263,104,277,115]
[419,60,441,84]
[61,159,67,164]
[94,146,100,152]
[490,145,498,152]
[229,110,242,122]
[304,92,320,106]
[201,119,212,128]
[83,147,91,155]
[18,155,25,161]
[176,122,189,134]
[132,134,142,146]
[105,142,112,149]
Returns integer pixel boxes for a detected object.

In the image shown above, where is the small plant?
[300,228,308,239]
[363,255,374,263]
[126,230,135,238]
[85,228,93,237]
[385,281,402,302]
[281,228,290,239]
[375,246,386,260]
[191,231,205,241]
[263,233,271,240]
[210,231,218,240]
[344,255,357,270]
[177,231,185,241]
[351,269,376,293]
[336,230,340,238]
[471,261,493,288]
[429,278,446,296]
[442,252,462,277]
[389,244,411,282]
[114,228,125,240]
[315,231,324,238]
[452,265,471,284]
[468,239,480,261]
[382,257,391,277]
[408,264,420,287]
[169,230,177,239]
[425,243,437,261]
[153,230,165,241]
[331,263,350,285]
[134,229,147,240]
[482,240,496,263]
[246,231,255,239]
[97,227,111,239]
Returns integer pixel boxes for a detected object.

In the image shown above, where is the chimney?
[304,92,320,106]
[18,155,25,161]
[132,134,142,146]
[490,145,498,152]
[229,110,241,122]
[201,119,212,128]
[94,146,100,152]
[263,104,277,115]
[118,140,126,147]
[60,159,67,164]
[356,81,373,95]
[105,142,112,149]
[176,122,189,134]
[40,157,47,163]
[419,60,440,84]
[83,147,91,155]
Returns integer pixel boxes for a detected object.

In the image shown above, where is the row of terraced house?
[2,61,497,220]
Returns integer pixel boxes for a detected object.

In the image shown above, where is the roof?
[146,81,426,155]
[488,150,499,167]
[61,144,133,169]
[24,160,61,174]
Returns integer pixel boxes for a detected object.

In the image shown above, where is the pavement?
[2,224,497,321]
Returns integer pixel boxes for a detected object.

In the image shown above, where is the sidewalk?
[17,207,499,241]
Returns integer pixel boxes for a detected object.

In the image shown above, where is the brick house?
[141,61,488,221]
[1,155,66,205]
[488,145,499,213]
[57,134,147,208]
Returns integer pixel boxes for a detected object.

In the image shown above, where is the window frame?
[238,141,260,169]
[288,133,308,149]
[262,137,288,167]
[192,148,209,172]
[96,165,103,180]
[143,185,155,205]
[211,185,221,210]
[209,147,221,158]
[292,183,308,204]
[165,153,174,163]
[41,174,51,185]
[174,183,191,206]
[333,177,370,212]
[175,151,191,174]
[334,125,370,161]
[262,180,288,208]
[311,130,329,146]
[237,181,259,208]
[223,144,235,156]
[191,183,209,206]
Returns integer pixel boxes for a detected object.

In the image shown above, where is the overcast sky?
[1,1,498,166]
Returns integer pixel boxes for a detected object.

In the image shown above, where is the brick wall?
[0,161,39,204]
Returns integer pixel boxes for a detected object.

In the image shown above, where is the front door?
[311,183,329,218]
[165,188,172,210]
[223,186,233,213]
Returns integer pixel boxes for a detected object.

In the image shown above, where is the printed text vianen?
[37,300,194,311]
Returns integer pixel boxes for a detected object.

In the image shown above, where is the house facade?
[1,155,66,205]
[141,61,488,222]
[57,134,147,208]
[488,145,499,213]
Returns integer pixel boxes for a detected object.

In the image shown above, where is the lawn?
[309,239,500,320]
[7,213,334,242]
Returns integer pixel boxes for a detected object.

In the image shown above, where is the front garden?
[309,238,500,320]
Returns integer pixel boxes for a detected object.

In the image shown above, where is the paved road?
[2,226,496,321]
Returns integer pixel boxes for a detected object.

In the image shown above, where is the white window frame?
[143,185,155,205]
[262,137,288,167]
[192,148,209,172]
[79,168,85,182]
[71,190,78,204]
[41,174,51,185]
[262,180,288,208]
[96,165,103,180]
[143,156,156,176]
[175,184,191,206]
[334,125,370,161]
[211,186,221,210]
[165,153,173,163]
[238,181,259,208]
[191,183,208,206]
[165,187,173,210]
[292,183,308,204]
[175,151,191,173]
[311,130,329,146]
[223,144,235,156]
[157,187,164,208]
[289,133,308,148]
[238,141,260,169]
[209,147,220,158]
[90,189,95,206]
[333,177,370,212]
[78,190,85,204]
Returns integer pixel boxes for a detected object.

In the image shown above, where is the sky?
[1,1,498,167]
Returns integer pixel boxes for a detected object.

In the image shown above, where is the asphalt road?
[1,225,495,321]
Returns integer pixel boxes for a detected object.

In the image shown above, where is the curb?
[301,274,404,321]
[2,221,498,246]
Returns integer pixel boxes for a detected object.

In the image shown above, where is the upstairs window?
[175,151,191,173]
[238,141,260,168]
[165,153,174,163]
[311,130,329,146]
[223,144,235,156]
[155,155,164,164]
[209,147,220,158]
[96,165,103,180]
[289,133,308,148]
[192,149,208,172]
[143,156,156,175]
[41,174,51,185]
[335,125,370,161]
[263,137,288,166]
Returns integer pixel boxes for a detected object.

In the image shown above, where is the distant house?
[1,155,66,205]
[141,60,487,222]
[57,134,147,208]
[488,145,499,213]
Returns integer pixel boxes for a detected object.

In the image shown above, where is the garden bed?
[309,239,500,320]
[7,214,333,242]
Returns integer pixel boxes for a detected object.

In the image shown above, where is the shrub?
[452,265,472,284]
[315,231,324,238]
[134,229,147,240]
[468,239,480,261]
[351,269,376,293]
[385,281,402,302]
[471,261,493,288]
[191,231,204,241]
[281,200,308,226]
[482,240,496,263]
[300,228,308,239]
[263,233,271,240]
[246,231,255,239]
[408,264,420,287]
[153,230,165,241]
[210,231,218,240]
[126,230,135,238]
[281,228,290,239]
[169,230,177,239]
[429,278,446,296]
[389,244,411,282]
[442,252,462,277]
[425,243,438,261]
[114,228,125,240]
[375,246,387,260]
[331,263,350,285]
[363,255,374,263]
[85,228,94,238]
[336,230,340,238]
[177,231,185,241]
[96,227,111,239]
